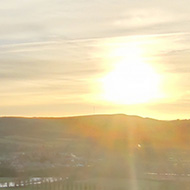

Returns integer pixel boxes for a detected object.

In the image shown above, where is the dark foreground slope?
[0,114,190,177]
[0,114,189,150]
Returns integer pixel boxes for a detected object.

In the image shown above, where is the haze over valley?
[0,114,190,181]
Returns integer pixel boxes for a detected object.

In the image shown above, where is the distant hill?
[0,114,190,152]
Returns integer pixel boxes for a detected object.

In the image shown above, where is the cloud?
[0,0,190,118]
[0,0,190,44]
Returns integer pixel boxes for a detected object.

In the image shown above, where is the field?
[0,115,190,189]
[0,177,190,190]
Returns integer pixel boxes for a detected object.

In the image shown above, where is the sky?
[1,0,190,120]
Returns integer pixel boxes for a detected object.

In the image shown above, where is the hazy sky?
[1,0,190,120]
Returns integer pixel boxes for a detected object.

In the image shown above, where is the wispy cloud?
[1,0,190,118]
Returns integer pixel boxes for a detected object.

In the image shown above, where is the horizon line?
[0,113,188,122]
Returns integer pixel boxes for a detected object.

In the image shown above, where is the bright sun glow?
[101,45,163,105]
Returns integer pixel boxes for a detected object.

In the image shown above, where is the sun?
[101,48,162,105]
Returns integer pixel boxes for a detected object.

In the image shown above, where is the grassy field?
[1,177,190,190]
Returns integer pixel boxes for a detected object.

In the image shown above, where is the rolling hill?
[0,114,189,152]
[0,114,190,177]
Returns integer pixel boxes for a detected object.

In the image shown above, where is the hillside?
[0,114,190,177]
[0,114,189,151]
